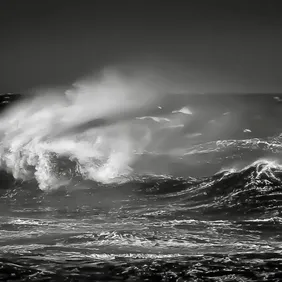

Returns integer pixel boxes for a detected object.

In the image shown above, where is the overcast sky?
[0,0,282,93]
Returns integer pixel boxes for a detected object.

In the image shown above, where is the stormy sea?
[1,73,282,281]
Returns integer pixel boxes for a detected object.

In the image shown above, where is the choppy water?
[1,74,282,281]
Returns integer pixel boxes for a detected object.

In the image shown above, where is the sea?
[1,77,282,281]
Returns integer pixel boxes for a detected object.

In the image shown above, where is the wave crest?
[0,69,168,190]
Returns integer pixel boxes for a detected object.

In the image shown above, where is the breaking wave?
[1,69,282,220]
[2,80,282,281]
[0,68,183,190]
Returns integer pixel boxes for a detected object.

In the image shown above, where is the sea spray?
[0,68,168,190]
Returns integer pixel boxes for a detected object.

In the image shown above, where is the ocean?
[1,83,282,281]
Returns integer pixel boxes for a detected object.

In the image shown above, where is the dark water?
[1,93,282,281]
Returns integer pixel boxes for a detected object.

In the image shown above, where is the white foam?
[136,116,170,123]
[243,128,252,133]
[0,68,170,190]
[172,106,193,115]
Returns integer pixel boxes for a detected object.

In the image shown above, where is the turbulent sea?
[1,80,282,281]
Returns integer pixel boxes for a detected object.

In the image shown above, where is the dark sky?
[1,0,282,93]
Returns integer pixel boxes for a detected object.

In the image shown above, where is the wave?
[100,159,282,219]
[1,88,282,282]
[144,159,282,218]
[1,71,282,222]
[0,69,182,190]
[1,151,282,219]
[1,69,216,191]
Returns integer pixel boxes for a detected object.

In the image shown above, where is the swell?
[1,89,282,219]
[1,158,282,220]
[138,160,282,217]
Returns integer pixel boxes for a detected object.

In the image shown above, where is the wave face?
[1,81,282,281]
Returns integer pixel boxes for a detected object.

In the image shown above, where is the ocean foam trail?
[0,68,176,191]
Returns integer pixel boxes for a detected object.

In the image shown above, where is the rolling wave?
[0,70,169,190]
[1,88,282,280]
[1,156,282,220]
[1,88,282,221]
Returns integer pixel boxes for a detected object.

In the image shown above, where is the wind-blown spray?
[0,68,172,190]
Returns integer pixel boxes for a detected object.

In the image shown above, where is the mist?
[0,66,198,190]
